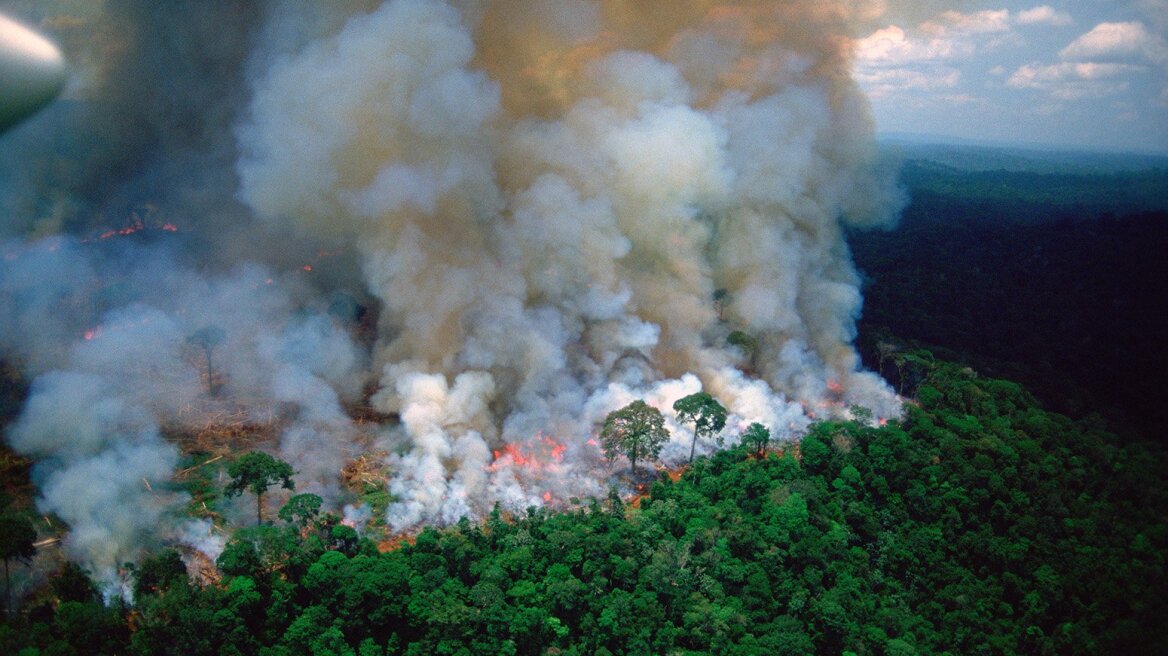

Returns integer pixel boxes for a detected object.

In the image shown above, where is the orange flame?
[489,432,567,471]
[487,434,571,506]
[298,248,344,274]
[84,216,180,243]
[98,225,141,239]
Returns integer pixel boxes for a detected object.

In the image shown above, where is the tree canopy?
[279,493,324,529]
[741,422,770,457]
[225,451,295,524]
[599,400,669,475]
[672,392,727,463]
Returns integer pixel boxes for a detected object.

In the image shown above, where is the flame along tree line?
[223,389,737,530]
[225,392,738,533]
[185,321,739,477]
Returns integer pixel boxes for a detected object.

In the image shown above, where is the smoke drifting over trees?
[1,0,904,586]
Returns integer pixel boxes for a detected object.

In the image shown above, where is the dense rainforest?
[2,359,1165,655]
[1,144,1166,654]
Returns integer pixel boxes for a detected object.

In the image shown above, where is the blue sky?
[855,1,1168,153]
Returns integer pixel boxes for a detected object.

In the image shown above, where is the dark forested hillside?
[851,148,1168,441]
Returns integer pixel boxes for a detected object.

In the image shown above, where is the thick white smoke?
[236,0,904,530]
[1,0,905,583]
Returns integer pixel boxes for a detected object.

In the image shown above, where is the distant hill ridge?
[878,136,1168,175]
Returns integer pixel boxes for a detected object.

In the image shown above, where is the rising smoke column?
[237,0,905,530]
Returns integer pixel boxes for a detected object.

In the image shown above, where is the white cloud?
[855,66,960,98]
[855,6,1073,68]
[1060,22,1168,67]
[922,10,1012,37]
[853,26,913,62]
[852,18,966,98]
[1016,6,1073,27]
[1000,20,1168,106]
[854,25,963,64]
[1007,61,1137,99]
[939,93,981,106]
[853,8,1019,67]
[854,7,1166,111]
[1009,62,1139,86]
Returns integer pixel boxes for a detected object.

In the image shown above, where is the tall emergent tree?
[600,400,669,475]
[225,451,295,525]
[187,325,226,395]
[0,511,36,616]
[672,392,727,463]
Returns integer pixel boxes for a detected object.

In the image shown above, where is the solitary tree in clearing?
[673,392,727,464]
[226,452,295,525]
[187,325,226,395]
[600,400,669,475]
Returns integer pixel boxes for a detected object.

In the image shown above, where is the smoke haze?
[1,0,904,587]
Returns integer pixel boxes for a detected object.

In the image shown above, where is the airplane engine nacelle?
[0,13,67,132]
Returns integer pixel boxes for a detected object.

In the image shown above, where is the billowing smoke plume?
[235,0,903,527]
[1,0,904,584]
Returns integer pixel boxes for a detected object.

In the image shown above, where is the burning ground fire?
[488,433,572,505]
[0,0,905,593]
[489,433,568,470]
[92,221,177,242]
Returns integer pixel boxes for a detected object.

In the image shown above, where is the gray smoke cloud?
[2,0,906,583]
[1,238,366,587]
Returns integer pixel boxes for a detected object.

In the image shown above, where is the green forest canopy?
[2,358,1164,655]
